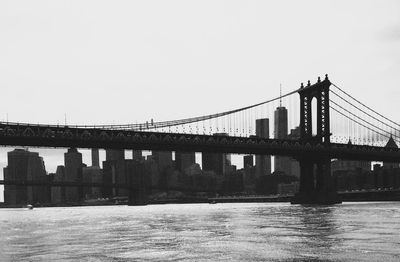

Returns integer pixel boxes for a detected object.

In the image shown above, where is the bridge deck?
[0,123,399,161]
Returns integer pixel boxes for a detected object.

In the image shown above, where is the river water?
[0,202,399,261]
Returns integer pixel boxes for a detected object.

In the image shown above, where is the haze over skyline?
[1,1,400,201]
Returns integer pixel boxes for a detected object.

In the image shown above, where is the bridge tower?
[292,74,342,204]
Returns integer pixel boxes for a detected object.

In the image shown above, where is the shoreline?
[1,193,399,208]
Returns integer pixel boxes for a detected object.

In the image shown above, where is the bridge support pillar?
[127,160,148,206]
[291,157,341,205]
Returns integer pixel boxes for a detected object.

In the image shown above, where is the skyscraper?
[132,150,143,162]
[288,126,301,178]
[274,106,288,139]
[106,149,125,161]
[51,165,65,204]
[274,106,291,175]
[202,133,231,176]
[175,151,196,173]
[103,149,126,198]
[255,118,271,177]
[64,148,83,202]
[243,155,254,168]
[152,151,173,172]
[4,149,48,205]
[91,148,100,167]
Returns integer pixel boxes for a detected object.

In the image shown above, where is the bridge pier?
[291,157,341,205]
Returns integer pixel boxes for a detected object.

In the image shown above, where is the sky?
[1,0,400,201]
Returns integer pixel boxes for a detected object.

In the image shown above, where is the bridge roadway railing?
[0,123,399,162]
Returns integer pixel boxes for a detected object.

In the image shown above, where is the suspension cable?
[331,82,400,128]
[330,90,400,132]
[331,106,395,141]
[330,100,400,139]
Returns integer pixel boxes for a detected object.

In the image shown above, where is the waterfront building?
[331,159,371,173]
[132,150,143,161]
[51,165,66,204]
[82,166,102,199]
[144,156,160,187]
[243,155,254,168]
[288,127,301,178]
[64,148,83,203]
[91,148,100,167]
[152,151,173,172]
[102,159,127,198]
[4,149,49,205]
[103,149,127,197]
[125,159,148,205]
[202,133,231,176]
[175,151,196,173]
[277,182,299,195]
[106,149,125,162]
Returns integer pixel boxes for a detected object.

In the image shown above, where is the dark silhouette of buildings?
[132,150,143,161]
[287,126,300,178]
[175,152,196,173]
[106,149,124,161]
[51,165,66,204]
[152,151,173,171]
[255,118,271,177]
[103,149,126,198]
[91,148,100,167]
[274,106,291,175]
[4,149,49,205]
[202,133,232,176]
[64,148,83,203]
[243,155,254,168]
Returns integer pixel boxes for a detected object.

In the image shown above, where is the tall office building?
[274,106,288,138]
[82,166,103,199]
[103,149,126,198]
[274,106,292,175]
[51,165,66,204]
[288,126,301,178]
[4,149,48,205]
[255,118,271,177]
[132,150,143,161]
[202,133,231,176]
[175,152,196,173]
[106,149,125,161]
[243,155,254,168]
[64,148,83,202]
[152,151,173,172]
[91,148,100,167]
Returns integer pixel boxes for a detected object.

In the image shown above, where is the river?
[0,202,399,261]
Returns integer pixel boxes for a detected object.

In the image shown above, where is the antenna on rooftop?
[279,84,282,107]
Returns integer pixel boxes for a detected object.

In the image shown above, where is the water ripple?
[1,202,400,261]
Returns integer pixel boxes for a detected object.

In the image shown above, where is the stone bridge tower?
[292,75,341,204]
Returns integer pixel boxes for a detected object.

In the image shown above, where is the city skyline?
[0,110,288,203]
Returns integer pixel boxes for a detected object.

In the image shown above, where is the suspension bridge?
[0,74,399,204]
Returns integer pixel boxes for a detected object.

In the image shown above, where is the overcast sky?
[1,1,400,200]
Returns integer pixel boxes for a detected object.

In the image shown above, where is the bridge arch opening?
[311,97,317,137]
